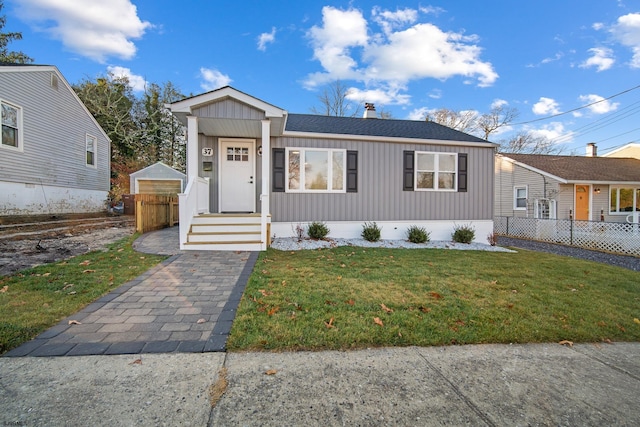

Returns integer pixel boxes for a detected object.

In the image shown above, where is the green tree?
[0,0,33,63]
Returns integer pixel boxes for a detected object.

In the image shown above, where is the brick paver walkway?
[5,229,258,357]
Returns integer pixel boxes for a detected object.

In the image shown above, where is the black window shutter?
[346,150,358,192]
[403,151,414,191]
[272,148,285,192]
[458,153,468,192]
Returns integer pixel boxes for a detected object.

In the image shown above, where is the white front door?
[220,139,255,212]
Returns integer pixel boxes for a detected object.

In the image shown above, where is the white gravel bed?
[270,237,515,252]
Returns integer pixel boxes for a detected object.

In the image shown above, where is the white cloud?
[528,122,575,143]
[407,106,432,121]
[304,6,497,105]
[199,68,232,91]
[257,27,276,51]
[532,97,561,115]
[428,89,442,99]
[491,99,508,109]
[346,86,411,106]
[578,94,620,114]
[580,47,615,71]
[107,66,147,92]
[16,0,151,63]
[592,22,604,31]
[611,12,640,67]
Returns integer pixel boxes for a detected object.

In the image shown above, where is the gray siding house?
[0,64,110,216]
[495,149,640,223]
[170,86,497,251]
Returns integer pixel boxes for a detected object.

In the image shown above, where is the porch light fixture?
[257,145,262,156]
[594,188,601,194]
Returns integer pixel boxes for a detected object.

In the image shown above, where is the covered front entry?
[575,184,590,220]
[219,139,255,213]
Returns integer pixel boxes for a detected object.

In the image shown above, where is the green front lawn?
[227,246,640,351]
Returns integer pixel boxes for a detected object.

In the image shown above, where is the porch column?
[261,119,271,250]
[186,115,199,180]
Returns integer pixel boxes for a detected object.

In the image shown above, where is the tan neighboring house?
[495,145,640,223]
[602,142,640,160]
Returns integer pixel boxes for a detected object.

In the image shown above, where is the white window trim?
[514,186,528,210]
[609,186,640,215]
[1,99,24,152]
[414,151,458,192]
[86,133,97,168]
[285,147,347,193]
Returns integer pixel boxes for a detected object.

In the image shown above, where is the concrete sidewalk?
[1,343,639,426]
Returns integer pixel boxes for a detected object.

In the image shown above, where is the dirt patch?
[0,223,135,277]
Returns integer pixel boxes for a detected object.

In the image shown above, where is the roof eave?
[282,130,498,148]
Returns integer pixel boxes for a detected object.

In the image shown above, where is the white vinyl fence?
[494,216,640,257]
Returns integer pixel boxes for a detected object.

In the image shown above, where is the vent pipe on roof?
[363,102,377,119]
[586,142,597,157]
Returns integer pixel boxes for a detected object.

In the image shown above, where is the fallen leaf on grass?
[428,291,443,299]
[267,306,279,316]
[62,284,74,290]
[82,269,96,274]
[381,303,393,313]
[259,289,273,297]
[79,260,91,266]
[558,340,573,347]
[68,320,82,325]
[42,272,51,277]
[345,299,355,306]
[634,318,640,325]
[325,317,335,328]
[0,286,8,293]
[265,369,277,375]
[419,306,431,313]
[374,317,384,327]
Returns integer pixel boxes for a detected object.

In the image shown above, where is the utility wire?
[512,83,640,125]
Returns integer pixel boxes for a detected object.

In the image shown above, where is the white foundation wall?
[0,181,108,216]
[271,220,495,244]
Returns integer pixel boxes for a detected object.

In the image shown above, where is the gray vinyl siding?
[270,136,494,222]
[0,68,109,191]
[193,98,265,120]
[495,157,561,218]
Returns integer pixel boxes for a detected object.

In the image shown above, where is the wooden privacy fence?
[135,194,179,233]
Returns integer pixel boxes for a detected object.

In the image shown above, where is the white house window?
[610,187,640,214]
[514,186,527,210]
[286,148,346,192]
[415,152,457,191]
[86,134,97,167]
[1,101,22,150]
[534,198,556,219]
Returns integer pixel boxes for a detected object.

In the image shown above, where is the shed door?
[138,179,182,195]
[575,185,590,221]
[220,139,255,213]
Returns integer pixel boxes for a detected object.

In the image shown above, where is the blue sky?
[5,0,640,154]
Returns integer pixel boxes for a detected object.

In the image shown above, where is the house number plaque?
[202,147,213,156]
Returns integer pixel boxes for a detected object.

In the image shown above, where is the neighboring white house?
[169,86,497,251]
[0,64,110,216]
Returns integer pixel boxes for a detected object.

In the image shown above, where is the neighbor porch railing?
[178,176,210,249]
[494,216,640,257]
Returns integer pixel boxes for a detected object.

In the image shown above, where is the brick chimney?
[363,102,377,119]
[586,143,597,157]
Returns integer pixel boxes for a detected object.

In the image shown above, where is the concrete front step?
[182,241,263,251]
[187,231,261,243]
[190,223,261,233]
[191,214,265,225]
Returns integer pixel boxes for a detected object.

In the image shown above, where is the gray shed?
[129,162,186,195]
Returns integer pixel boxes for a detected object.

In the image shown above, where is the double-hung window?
[514,186,527,210]
[286,148,346,192]
[1,101,22,150]
[415,152,457,191]
[86,134,97,167]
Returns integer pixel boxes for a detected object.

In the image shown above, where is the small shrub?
[406,225,430,243]
[361,222,382,242]
[452,224,475,244]
[307,221,330,240]
[293,223,305,242]
[487,232,497,246]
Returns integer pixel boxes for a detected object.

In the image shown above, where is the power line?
[512,83,640,126]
